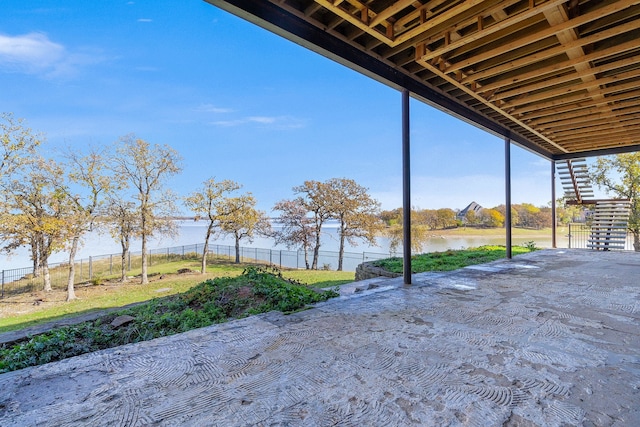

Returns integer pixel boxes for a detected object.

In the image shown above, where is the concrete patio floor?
[0,249,638,426]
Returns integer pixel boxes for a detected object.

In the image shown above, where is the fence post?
[279,250,282,269]
[128,252,131,271]
[89,256,93,280]
[568,223,572,249]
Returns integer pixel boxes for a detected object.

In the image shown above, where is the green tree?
[591,153,640,251]
[217,193,271,263]
[556,198,584,224]
[436,208,457,229]
[324,178,383,271]
[479,208,504,228]
[184,178,241,273]
[386,209,431,255]
[380,208,402,226]
[112,135,182,284]
[495,204,519,227]
[465,209,478,225]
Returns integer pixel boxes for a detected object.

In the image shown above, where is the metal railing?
[567,223,635,250]
[1,243,389,298]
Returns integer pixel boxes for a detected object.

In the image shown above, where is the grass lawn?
[373,245,535,274]
[0,258,354,333]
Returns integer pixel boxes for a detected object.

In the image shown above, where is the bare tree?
[184,178,241,273]
[61,147,113,300]
[0,113,41,184]
[105,196,139,282]
[112,135,182,284]
[272,198,315,269]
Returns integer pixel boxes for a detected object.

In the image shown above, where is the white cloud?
[137,18,152,22]
[210,115,306,130]
[196,103,234,114]
[0,32,103,78]
[248,116,276,124]
[0,32,64,72]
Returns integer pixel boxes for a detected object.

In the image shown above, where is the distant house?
[457,201,483,222]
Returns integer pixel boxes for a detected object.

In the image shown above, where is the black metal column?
[402,89,412,284]
[551,161,557,248]
[505,137,512,259]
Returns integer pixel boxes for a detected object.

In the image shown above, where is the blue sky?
[0,0,559,213]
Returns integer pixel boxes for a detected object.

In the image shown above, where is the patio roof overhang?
[205,0,640,161]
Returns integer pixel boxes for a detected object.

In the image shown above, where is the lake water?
[0,220,564,271]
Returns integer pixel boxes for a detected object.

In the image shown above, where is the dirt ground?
[0,273,186,321]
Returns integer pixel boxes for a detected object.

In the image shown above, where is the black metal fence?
[0,243,389,298]
[567,223,635,250]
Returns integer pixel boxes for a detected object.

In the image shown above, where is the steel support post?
[551,161,557,248]
[505,137,512,259]
[402,89,412,284]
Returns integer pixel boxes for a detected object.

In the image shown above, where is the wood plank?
[470,37,640,91]
[443,1,637,75]
[417,0,567,63]
[514,87,640,118]
[502,68,640,109]
[415,54,569,153]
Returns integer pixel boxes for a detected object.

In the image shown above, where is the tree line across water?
[2,113,639,303]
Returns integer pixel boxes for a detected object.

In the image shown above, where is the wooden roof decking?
[206,0,640,160]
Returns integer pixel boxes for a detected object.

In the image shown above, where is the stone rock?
[355,261,401,281]
[110,315,136,328]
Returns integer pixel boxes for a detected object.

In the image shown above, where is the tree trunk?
[66,235,79,301]
[633,230,640,252]
[201,224,213,273]
[119,237,129,282]
[141,233,148,284]
[337,224,346,271]
[303,247,310,270]
[42,260,52,292]
[311,233,321,270]
[31,237,40,277]
[234,235,241,264]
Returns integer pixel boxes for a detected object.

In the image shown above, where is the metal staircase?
[556,158,594,203]
[556,159,632,251]
[587,200,632,251]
